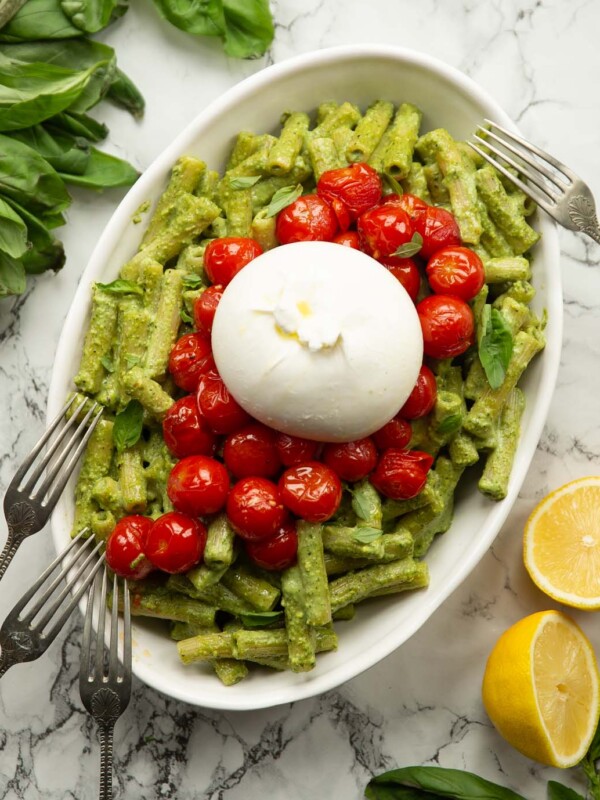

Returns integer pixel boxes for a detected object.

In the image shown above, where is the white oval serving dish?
[48,44,562,711]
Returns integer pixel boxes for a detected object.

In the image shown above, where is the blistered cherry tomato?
[275,433,320,466]
[245,519,298,571]
[378,255,421,301]
[370,449,434,500]
[372,415,412,450]
[276,195,338,244]
[333,231,361,249]
[168,332,215,392]
[223,424,281,479]
[203,237,263,287]
[226,477,287,541]
[383,192,429,220]
[413,206,461,259]
[105,515,154,580]
[357,204,413,258]
[317,163,382,220]
[197,373,251,434]
[145,512,206,574]
[193,284,223,333]
[279,462,342,523]
[329,197,351,232]
[400,365,437,419]
[162,395,217,459]
[417,294,475,359]
[426,246,485,301]
[322,437,378,482]
[167,455,230,517]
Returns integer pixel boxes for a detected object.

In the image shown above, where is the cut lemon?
[482,610,599,767]
[524,476,600,608]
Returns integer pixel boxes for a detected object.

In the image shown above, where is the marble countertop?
[1,0,599,797]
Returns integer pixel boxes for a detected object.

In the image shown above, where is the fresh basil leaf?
[124,354,140,369]
[478,305,513,390]
[547,782,585,800]
[265,183,303,218]
[0,251,25,297]
[384,173,404,196]
[222,0,274,58]
[106,67,145,119]
[11,124,91,175]
[0,0,29,28]
[96,278,142,295]
[48,110,108,142]
[181,273,204,289]
[180,307,193,324]
[436,412,462,436]
[113,399,143,452]
[0,0,83,41]
[60,0,127,34]
[0,134,70,215]
[229,175,261,189]
[352,527,382,544]
[352,492,372,522]
[2,196,65,274]
[100,354,115,373]
[0,197,27,258]
[149,0,225,38]
[366,766,529,800]
[392,232,423,258]
[59,147,139,189]
[239,611,283,628]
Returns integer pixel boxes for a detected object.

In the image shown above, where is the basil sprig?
[96,278,143,295]
[239,611,284,628]
[352,527,382,544]
[229,175,261,189]
[112,399,144,452]
[366,767,529,800]
[478,305,513,390]
[392,232,423,258]
[384,173,404,196]
[265,183,303,217]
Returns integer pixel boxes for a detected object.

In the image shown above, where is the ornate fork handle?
[0,501,38,580]
[567,195,600,244]
[98,722,116,800]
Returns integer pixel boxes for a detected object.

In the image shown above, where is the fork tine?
[479,126,569,191]
[468,142,556,215]
[122,579,131,681]
[109,573,120,678]
[80,569,99,682]
[94,568,109,679]
[41,408,103,510]
[43,553,105,646]
[473,132,559,201]
[30,402,100,502]
[10,395,79,490]
[484,119,580,183]
[29,538,104,630]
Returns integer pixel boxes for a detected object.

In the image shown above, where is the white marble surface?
[1,0,599,797]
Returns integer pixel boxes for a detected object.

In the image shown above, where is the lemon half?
[482,610,599,767]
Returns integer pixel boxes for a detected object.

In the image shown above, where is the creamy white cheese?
[211,241,423,442]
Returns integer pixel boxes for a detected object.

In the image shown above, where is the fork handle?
[98,722,115,800]
[0,535,20,582]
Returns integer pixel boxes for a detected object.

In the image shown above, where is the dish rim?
[47,43,563,710]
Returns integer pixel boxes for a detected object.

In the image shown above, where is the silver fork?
[80,568,131,800]
[470,120,600,244]
[0,530,105,677]
[1,395,103,581]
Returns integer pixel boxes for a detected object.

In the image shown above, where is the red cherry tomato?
[317,163,382,220]
[167,455,230,517]
[378,255,421,301]
[245,519,298,571]
[400,365,438,419]
[275,433,320,466]
[278,462,342,523]
[413,206,461,259]
[426,246,485,301]
[162,395,217,459]
[203,237,263,287]
[193,284,223,333]
[322,437,378,482]
[226,477,287,541]
[105,515,155,580]
[197,373,251,434]
[223,424,281,479]
[383,192,429,220]
[372,415,412,450]
[333,231,361,249]
[370,449,434,500]
[276,195,338,244]
[357,203,413,259]
[417,294,475,359]
[168,332,215,392]
[329,197,352,232]
[145,512,207,574]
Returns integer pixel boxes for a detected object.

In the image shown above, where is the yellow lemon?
[524,476,600,608]
[482,610,599,767]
